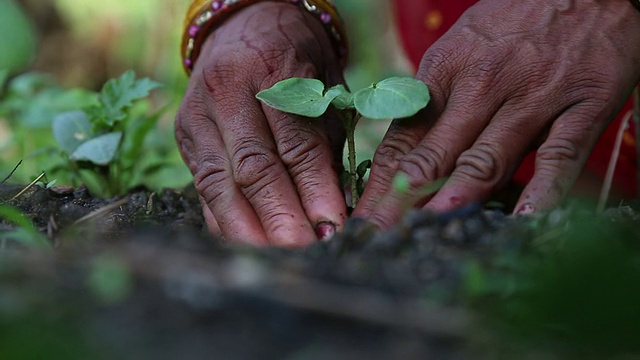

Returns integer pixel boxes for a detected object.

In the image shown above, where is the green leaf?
[97,70,162,126]
[120,105,166,170]
[326,84,354,109]
[356,159,372,178]
[70,132,122,165]
[353,77,430,119]
[256,78,338,118]
[52,110,92,154]
[0,205,50,249]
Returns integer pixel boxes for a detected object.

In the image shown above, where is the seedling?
[257,77,430,206]
[51,70,162,197]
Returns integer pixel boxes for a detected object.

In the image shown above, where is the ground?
[1,183,639,359]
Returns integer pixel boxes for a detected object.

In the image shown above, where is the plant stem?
[346,113,362,207]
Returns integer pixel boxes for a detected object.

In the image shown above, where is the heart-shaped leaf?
[52,110,92,154]
[256,78,339,117]
[353,77,430,119]
[326,84,354,109]
[71,132,122,165]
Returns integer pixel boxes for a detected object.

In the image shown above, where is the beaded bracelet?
[631,0,640,12]
[181,0,348,75]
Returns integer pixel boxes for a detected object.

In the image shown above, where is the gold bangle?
[181,0,348,75]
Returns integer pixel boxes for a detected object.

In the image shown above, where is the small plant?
[52,70,163,197]
[257,77,430,206]
[0,72,97,178]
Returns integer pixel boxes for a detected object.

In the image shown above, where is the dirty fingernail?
[515,203,535,215]
[315,222,336,241]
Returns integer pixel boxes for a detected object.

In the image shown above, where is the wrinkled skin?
[176,2,347,246]
[177,0,640,245]
[354,0,640,227]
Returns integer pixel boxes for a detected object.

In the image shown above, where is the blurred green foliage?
[0,0,400,189]
[0,0,36,73]
[464,206,640,359]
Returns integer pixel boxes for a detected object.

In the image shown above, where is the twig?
[9,172,46,202]
[598,110,633,214]
[73,197,130,225]
[2,160,23,184]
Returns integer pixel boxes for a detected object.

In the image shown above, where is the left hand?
[354,0,640,228]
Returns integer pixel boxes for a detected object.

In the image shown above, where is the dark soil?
[1,183,639,359]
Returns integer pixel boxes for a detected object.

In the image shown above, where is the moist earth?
[0,183,638,359]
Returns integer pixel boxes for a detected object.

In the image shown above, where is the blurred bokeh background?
[0,0,412,189]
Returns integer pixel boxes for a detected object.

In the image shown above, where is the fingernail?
[315,222,336,241]
[515,203,535,215]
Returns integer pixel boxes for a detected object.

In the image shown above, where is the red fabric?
[393,0,637,197]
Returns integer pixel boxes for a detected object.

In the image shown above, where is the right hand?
[175,2,348,246]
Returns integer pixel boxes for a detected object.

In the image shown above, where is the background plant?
[51,70,171,197]
[257,77,430,206]
[0,70,191,197]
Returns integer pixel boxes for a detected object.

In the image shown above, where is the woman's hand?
[355,0,640,227]
[176,2,347,246]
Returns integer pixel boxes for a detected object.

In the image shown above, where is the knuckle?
[537,136,581,165]
[201,52,255,96]
[416,46,458,99]
[372,143,405,174]
[374,129,423,166]
[177,89,210,123]
[398,144,449,187]
[276,123,325,168]
[564,72,618,104]
[280,138,323,173]
[455,143,505,184]
[193,157,229,205]
[417,43,458,80]
[462,48,515,97]
[232,142,280,189]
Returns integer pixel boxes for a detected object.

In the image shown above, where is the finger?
[261,106,347,235]
[353,49,457,217]
[176,104,269,246]
[259,64,348,236]
[216,92,317,247]
[514,105,604,214]
[199,195,221,236]
[353,112,431,218]
[425,100,556,212]
[355,75,508,227]
[363,98,503,227]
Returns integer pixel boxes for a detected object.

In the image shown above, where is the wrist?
[182,0,347,75]
[207,2,334,55]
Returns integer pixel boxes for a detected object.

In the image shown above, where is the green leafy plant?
[51,70,163,196]
[257,77,430,206]
[0,72,97,179]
